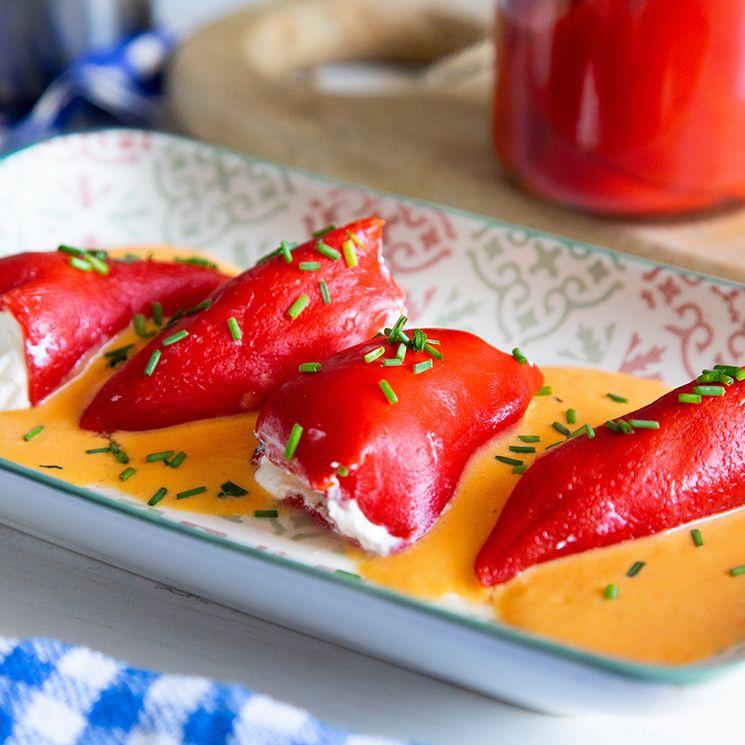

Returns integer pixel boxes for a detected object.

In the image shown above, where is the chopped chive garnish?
[342,240,358,267]
[617,419,634,434]
[175,256,218,269]
[566,408,576,424]
[379,379,398,404]
[255,509,279,518]
[226,316,242,341]
[119,466,136,481]
[411,329,427,352]
[413,359,433,375]
[509,445,536,453]
[535,385,552,397]
[133,313,152,338]
[335,569,362,580]
[299,362,321,373]
[605,420,621,432]
[512,465,528,474]
[729,565,745,577]
[697,371,721,384]
[104,344,134,367]
[336,465,350,477]
[496,455,523,466]
[383,359,403,367]
[424,343,443,361]
[512,347,528,365]
[38,464,62,469]
[584,423,596,439]
[396,342,407,361]
[86,254,109,275]
[162,330,189,346]
[714,364,740,376]
[148,487,167,506]
[693,385,725,397]
[319,280,330,304]
[628,419,660,429]
[719,374,735,386]
[737,369,745,381]
[165,308,184,327]
[312,224,336,238]
[58,244,85,257]
[168,451,187,468]
[627,561,646,577]
[606,392,628,403]
[109,442,130,464]
[346,230,366,251]
[364,346,385,363]
[299,261,321,271]
[146,450,174,463]
[144,349,162,377]
[604,583,619,600]
[185,299,212,316]
[219,481,249,497]
[552,421,571,436]
[427,339,441,346]
[68,256,92,272]
[287,294,310,320]
[518,435,540,443]
[279,240,297,263]
[22,425,44,442]
[679,392,702,404]
[85,446,111,454]
[386,316,408,345]
[176,486,207,500]
[151,302,163,326]
[315,241,340,260]
[284,423,303,459]
[691,528,704,547]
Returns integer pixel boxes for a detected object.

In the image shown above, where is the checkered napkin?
[0,638,411,745]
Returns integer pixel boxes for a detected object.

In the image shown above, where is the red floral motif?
[664,303,714,378]
[618,332,665,379]
[303,187,455,273]
[402,285,437,323]
[33,130,151,165]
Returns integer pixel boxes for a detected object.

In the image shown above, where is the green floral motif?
[559,324,616,364]
[432,288,482,330]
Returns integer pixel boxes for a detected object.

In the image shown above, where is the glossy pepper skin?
[476,377,745,586]
[80,217,406,432]
[0,251,227,405]
[255,329,543,552]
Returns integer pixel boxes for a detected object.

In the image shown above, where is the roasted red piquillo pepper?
[80,217,406,432]
[0,249,226,406]
[476,367,745,586]
[254,326,543,554]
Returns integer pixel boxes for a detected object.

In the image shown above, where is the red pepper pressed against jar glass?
[494,0,745,215]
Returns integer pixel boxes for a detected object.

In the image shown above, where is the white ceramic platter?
[1,129,744,715]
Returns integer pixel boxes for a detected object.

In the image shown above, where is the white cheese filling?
[254,458,403,555]
[0,310,29,410]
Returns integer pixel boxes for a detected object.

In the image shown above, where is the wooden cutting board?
[168,0,745,282]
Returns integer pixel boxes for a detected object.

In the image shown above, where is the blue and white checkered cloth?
[0,637,411,744]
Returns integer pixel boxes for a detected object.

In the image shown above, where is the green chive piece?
[109,441,130,464]
[697,371,721,384]
[119,466,136,481]
[496,455,523,466]
[335,569,362,580]
[104,344,135,368]
[85,446,111,454]
[146,450,174,463]
[175,256,218,269]
[605,420,621,432]
[346,230,366,251]
[509,445,536,453]
[165,307,184,328]
[255,509,279,518]
[383,359,403,367]
[227,316,242,341]
[729,564,745,577]
[413,359,433,375]
[512,465,528,474]
[144,349,162,377]
[627,561,646,578]
[148,487,167,506]
[691,528,704,547]
[85,253,109,275]
[628,419,660,430]
[312,224,336,238]
[714,364,740,376]
[151,302,163,326]
[133,313,152,338]
[411,329,427,352]
[396,343,407,361]
[219,481,249,497]
[163,329,189,346]
[287,294,310,320]
[38,464,62,470]
[618,419,634,434]
[168,451,187,468]
[176,486,207,500]
[552,421,571,437]
[336,465,350,477]
[585,423,596,439]
[279,240,297,263]
[315,241,341,260]
[58,244,85,257]
[379,379,398,404]
[299,362,321,373]
[679,392,702,404]
[342,240,358,268]
[606,392,629,404]
[566,408,577,425]
[299,261,321,271]
[22,425,44,442]
[604,583,619,600]
[364,346,386,363]
[386,315,408,345]
[512,347,528,365]
[185,299,212,316]
[68,256,92,272]
[736,369,745,381]
[535,385,552,397]
[424,343,443,361]
[319,280,330,304]
[284,423,303,459]
[518,435,541,443]
[719,374,735,386]
[693,385,725,397]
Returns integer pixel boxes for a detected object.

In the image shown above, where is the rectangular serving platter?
[1,129,744,715]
